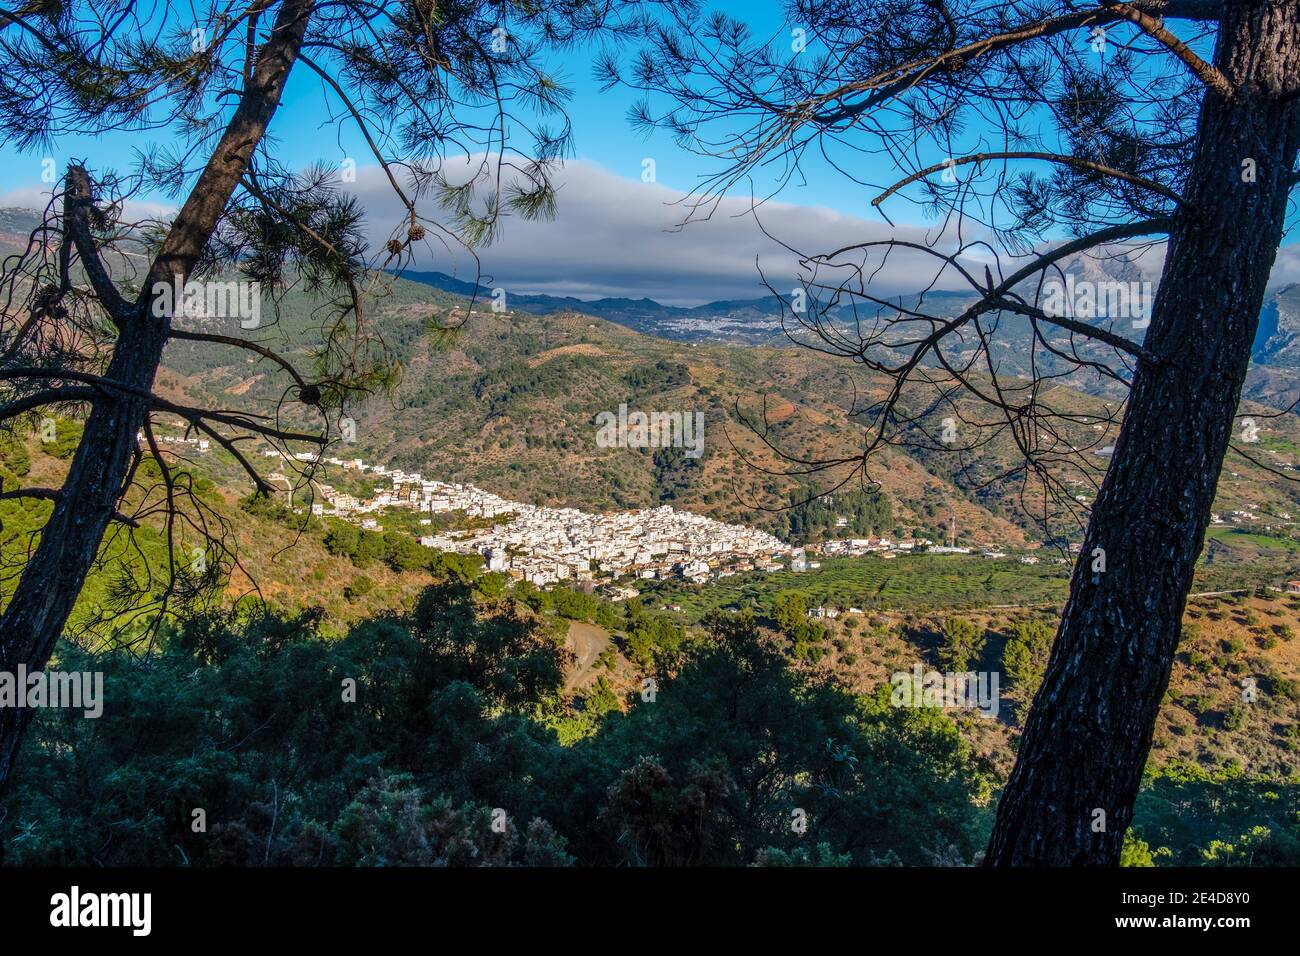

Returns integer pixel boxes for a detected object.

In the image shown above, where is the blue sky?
[2,3,1297,303]
[0,1,825,208]
[0,1,902,302]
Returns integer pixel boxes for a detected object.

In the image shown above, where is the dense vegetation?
[0,574,990,865]
[784,486,894,542]
[4,563,1298,866]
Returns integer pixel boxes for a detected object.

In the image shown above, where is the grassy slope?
[0,434,442,641]
[577,592,1300,780]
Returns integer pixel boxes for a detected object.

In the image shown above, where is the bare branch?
[150,395,326,446]
[64,166,133,324]
[167,329,311,392]
[806,2,1225,126]
[1102,2,1235,99]
[991,297,1162,365]
[872,151,1191,209]
[0,386,98,423]
[0,485,138,527]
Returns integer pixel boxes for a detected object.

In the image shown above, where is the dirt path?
[564,620,612,690]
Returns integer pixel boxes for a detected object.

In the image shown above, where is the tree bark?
[0,0,315,798]
[986,0,1300,865]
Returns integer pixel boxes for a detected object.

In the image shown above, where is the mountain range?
[7,206,1300,554]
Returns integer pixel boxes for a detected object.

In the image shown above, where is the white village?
[263,447,794,588]
[152,431,1080,584]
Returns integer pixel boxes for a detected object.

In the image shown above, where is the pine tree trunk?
[0,0,315,799]
[0,327,166,789]
[986,0,1300,866]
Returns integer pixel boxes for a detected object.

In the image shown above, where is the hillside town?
[269,449,794,586]
[254,448,1082,589]
[426,500,793,587]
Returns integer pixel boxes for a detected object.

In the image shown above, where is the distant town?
[157,434,1300,591]
[253,448,1002,591]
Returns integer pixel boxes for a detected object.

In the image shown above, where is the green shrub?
[343,576,374,601]
[937,616,984,671]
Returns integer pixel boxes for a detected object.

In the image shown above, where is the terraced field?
[640,554,1072,619]
[640,549,1300,621]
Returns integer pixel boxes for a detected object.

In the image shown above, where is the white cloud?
[1269,244,1300,288]
[0,185,176,223]
[345,158,963,306]
[347,157,1300,305]
[6,159,1298,304]
[0,185,61,212]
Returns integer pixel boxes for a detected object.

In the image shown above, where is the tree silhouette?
[607,0,1300,863]
[0,0,629,792]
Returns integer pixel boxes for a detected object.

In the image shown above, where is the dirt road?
[564,620,612,690]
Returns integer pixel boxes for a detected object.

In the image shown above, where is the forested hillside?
[5,567,1296,866]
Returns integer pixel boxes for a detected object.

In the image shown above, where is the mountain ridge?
[399,267,1300,410]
